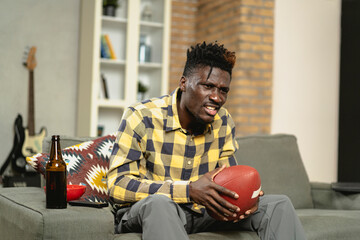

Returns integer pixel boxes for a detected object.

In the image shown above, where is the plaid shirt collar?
[164,88,213,135]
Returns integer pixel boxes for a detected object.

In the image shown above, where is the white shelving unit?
[77,0,171,137]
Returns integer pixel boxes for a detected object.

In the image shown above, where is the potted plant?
[103,0,119,17]
[138,81,149,101]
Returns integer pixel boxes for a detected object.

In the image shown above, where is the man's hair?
[182,41,236,78]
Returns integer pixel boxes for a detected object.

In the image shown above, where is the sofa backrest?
[235,134,314,209]
[42,136,95,153]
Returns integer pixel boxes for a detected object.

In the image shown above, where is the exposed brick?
[239,34,262,43]
[252,98,272,105]
[227,97,251,105]
[236,125,260,134]
[236,70,262,78]
[263,18,274,26]
[252,44,273,52]
[239,24,254,33]
[240,15,263,25]
[252,8,273,17]
[233,116,250,124]
[263,36,273,44]
[237,88,260,97]
[238,43,253,51]
[262,89,272,97]
[262,53,273,61]
[253,62,272,70]
[264,1,275,9]
[251,117,271,124]
[170,0,274,136]
[260,107,272,116]
[238,52,262,60]
[234,79,272,88]
[262,71,272,79]
[237,107,260,115]
[241,0,264,7]
[253,26,274,34]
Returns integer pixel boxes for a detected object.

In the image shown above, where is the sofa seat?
[4,188,360,240]
[297,209,360,240]
[113,231,260,240]
[0,187,260,240]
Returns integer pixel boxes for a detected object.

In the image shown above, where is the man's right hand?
[188,165,240,221]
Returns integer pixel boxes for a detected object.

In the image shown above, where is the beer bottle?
[46,135,67,209]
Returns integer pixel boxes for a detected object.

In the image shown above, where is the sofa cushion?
[235,134,314,209]
[26,133,116,202]
[111,232,260,240]
[297,209,360,239]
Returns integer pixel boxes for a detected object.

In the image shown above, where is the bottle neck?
[50,135,62,160]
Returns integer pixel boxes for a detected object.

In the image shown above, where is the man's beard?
[188,111,213,134]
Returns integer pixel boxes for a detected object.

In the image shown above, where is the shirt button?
[187,161,191,165]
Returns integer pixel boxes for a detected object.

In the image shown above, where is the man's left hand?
[234,190,264,223]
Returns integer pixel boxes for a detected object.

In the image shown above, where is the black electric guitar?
[0,46,46,177]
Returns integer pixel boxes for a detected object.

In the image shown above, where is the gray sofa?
[1,134,360,239]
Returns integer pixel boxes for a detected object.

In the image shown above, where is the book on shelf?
[100,34,116,59]
[104,34,117,59]
[100,73,109,99]
[100,35,110,59]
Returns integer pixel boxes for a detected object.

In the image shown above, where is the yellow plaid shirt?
[107,88,238,213]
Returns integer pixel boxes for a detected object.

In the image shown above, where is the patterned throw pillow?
[26,133,116,203]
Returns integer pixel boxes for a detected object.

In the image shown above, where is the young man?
[107,42,306,240]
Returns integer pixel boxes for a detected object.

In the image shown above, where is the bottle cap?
[51,135,60,140]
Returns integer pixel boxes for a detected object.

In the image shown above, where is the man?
[107,42,306,240]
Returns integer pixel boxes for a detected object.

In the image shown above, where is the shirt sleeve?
[107,107,190,205]
[218,112,239,167]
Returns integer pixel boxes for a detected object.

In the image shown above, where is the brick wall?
[169,0,274,136]
[168,0,198,91]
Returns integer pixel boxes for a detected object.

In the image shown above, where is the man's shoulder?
[130,94,171,116]
[216,107,232,120]
[213,107,234,127]
[217,107,230,117]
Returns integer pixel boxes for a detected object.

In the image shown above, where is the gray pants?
[115,194,307,240]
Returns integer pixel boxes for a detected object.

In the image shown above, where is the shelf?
[102,16,127,24]
[139,62,162,69]
[140,21,163,28]
[100,58,126,66]
[97,99,127,109]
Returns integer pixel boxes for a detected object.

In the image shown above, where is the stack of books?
[100,34,116,59]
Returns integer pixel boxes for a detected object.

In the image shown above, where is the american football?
[208,165,262,221]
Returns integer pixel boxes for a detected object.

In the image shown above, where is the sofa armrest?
[310,182,360,210]
[0,187,114,240]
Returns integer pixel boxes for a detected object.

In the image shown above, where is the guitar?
[0,115,25,177]
[21,46,46,158]
[0,46,46,177]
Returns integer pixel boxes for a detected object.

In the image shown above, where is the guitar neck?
[28,70,35,136]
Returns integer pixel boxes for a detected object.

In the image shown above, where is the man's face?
[179,66,231,126]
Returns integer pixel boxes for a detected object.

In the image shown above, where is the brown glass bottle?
[46,135,67,209]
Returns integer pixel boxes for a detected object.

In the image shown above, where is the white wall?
[272,0,341,182]
[0,1,80,168]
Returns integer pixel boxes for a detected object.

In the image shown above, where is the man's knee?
[273,195,293,207]
[141,195,179,214]
[140,195,187,225]
[258,194,296,215]
[261,194,291,205]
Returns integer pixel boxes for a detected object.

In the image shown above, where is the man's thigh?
[116,195,187,234]
[186,195,289,233]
